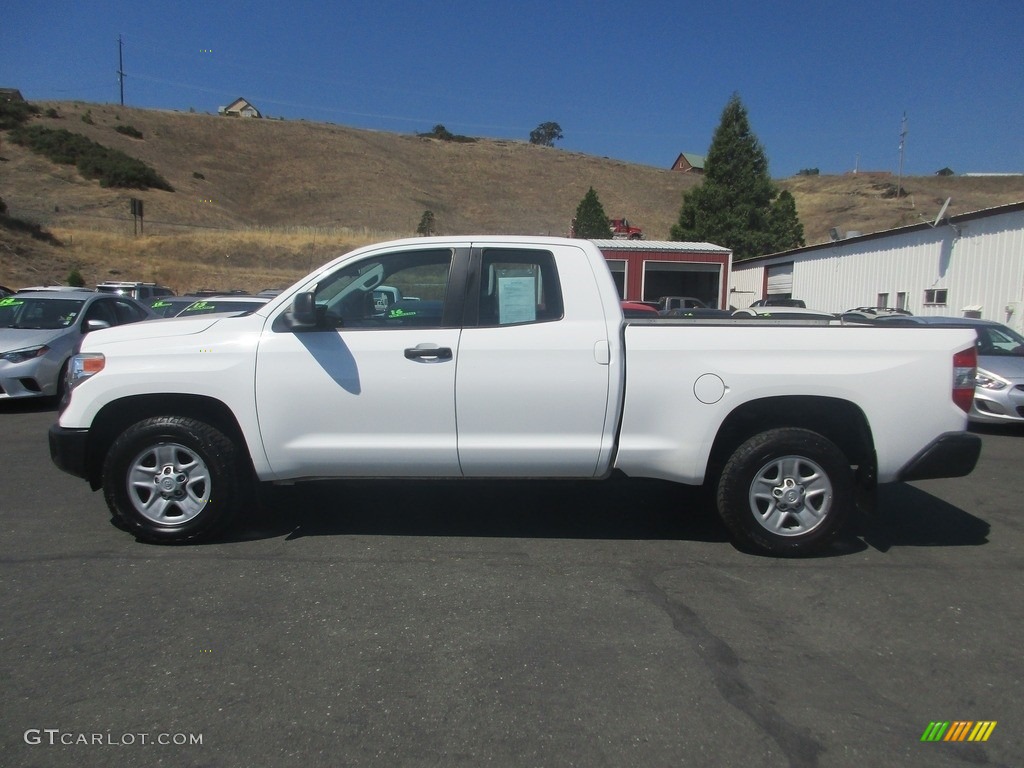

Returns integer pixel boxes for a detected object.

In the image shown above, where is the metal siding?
[728,263,764,308]
[730,208,1024,328]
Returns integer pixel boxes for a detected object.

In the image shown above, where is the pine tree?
[670,94,804,259]
[767,190,804,251]
[416,210,436,236]
[572,187,611,238]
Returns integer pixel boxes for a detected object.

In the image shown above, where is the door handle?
[404,345,453,361]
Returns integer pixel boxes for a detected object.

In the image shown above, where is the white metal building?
[730,202,1024,332]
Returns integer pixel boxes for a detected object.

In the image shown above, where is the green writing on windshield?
[0,297,24,307]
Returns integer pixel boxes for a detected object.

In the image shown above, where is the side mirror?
[290,292,318,328]
[84,319,111,333]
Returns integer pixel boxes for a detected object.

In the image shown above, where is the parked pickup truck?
[49,236,981,556]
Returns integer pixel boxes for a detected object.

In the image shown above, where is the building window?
[896,292,908,310]
[877,293,889,307]
[924,289,948,305]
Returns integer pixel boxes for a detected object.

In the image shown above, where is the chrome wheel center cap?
[155,465,187,498]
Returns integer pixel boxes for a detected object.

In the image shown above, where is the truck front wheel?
[102,416,243,544]
[716,428,853,556]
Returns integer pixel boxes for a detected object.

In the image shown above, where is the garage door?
[766,263,794,295]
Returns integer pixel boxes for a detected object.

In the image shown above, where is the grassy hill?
[2,100,1023,293]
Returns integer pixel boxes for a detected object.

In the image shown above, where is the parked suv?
[96,282,175,301]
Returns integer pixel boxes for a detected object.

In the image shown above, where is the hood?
[979,353,1024,381]
[82,316,227,347]
[0,327,64,352]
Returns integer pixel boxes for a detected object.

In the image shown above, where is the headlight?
[1,345,50,364]
[974,371,1009,391]
[68,352,105,390]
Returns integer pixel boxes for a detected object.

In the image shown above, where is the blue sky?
[4,0,1021,177]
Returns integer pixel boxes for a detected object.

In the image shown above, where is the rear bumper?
[49,424,91,481]
[898,432,981,482]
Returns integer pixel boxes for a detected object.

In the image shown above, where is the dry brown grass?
[2,100,1022,292]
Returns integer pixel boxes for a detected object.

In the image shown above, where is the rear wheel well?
[707,396,875,484]
[85,394,251,488]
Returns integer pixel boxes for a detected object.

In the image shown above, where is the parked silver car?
[874,315,1024,424]
[0,291,155,400]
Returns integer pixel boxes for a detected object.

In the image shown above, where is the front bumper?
[48,424,92,482]
[898,432,982,482]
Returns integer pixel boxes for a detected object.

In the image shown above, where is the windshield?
[978,324,1024,356]
[0,297,85,330]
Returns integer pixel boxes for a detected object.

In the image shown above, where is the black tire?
[102,416,243,544]
[716,428,853,556]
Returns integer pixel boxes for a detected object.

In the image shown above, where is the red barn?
[591,240,732,309]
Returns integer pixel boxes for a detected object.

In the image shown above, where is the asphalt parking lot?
[1,400,1021,768]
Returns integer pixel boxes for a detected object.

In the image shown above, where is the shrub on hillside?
[417,124,476,143]
[0,98,40,130]
[115,124,144,139]
[0,206,63,245]
[10,125,173,191]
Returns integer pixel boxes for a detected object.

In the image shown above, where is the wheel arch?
[706,396,876,484]
[84,394,252,489]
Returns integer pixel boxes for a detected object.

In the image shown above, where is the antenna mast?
[897,112,907,198]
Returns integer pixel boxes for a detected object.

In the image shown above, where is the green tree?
[670,94,804,259]
[66,267,85,287]
[572,187,611,238]
[416,210,436,236]
[767,190,804,252]
[529,122,563,147]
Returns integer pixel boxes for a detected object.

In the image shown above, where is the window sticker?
[388,308,418,319]
[497,274,537,324]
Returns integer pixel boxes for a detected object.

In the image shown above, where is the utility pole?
[897,112,907,198]
[117,34,126,106]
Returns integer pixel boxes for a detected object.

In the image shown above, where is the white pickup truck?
[49,236,981,556]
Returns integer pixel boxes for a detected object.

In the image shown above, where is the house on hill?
[670,153,705,173]
[0,88,25,103]
[218,97,262,118]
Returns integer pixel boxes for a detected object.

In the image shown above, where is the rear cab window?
[474,249,563,327]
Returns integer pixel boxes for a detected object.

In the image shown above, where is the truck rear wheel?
[102,416,242,544]
[716,428,852,556]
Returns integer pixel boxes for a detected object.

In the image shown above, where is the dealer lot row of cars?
[0,285,270,401]
[4,282,1024,427]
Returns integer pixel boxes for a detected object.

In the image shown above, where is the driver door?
[255,247,466,479]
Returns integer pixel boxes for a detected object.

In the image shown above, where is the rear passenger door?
[455,245,614,477]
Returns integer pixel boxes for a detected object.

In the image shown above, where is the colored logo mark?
[921,721,997,742]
